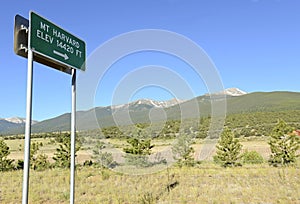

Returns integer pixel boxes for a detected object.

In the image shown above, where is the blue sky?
[1,0,300,121]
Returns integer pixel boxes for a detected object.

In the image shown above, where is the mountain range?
[2,88,300,135]
[0,117,38,134]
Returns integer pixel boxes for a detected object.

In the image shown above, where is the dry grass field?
[5,137,272,163]
[1,137,300,203]
[1,164,300,203]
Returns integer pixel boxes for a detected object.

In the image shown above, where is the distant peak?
[5,117,26,124]
[131,98,184,108]
[111,98,185,111]
[224,88,247,96]
[206,88,247,97]
[4,117,39,125]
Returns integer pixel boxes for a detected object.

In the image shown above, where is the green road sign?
[30,12,86,71]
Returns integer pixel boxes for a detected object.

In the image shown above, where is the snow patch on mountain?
[224,88,247,96]
[206,88,247,97]
[130,98,185,108]
[2,117,38,125]
[4,117,26,124]
[111,98,185,112]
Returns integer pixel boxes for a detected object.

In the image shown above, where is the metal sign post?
[15,11,86,204]
[70,68,76,204]
[22,48,33,204]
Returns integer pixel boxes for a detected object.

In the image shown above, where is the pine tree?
[32,154,50,171]
[123,138,154,155]
[0,139,14,171]
[172,133,195,167]
[123,127,154,167]
[30,142,40,168]
[92,141,116,168]
[53,133,81,168]
[268,120,300,167]
[213,127,242,167]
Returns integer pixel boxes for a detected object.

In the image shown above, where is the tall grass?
[1,163,299,203]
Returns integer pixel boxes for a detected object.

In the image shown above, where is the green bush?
[83,160,93,167]
[32,154,50,171]
[15,159,24,170]
[241,150,264,164]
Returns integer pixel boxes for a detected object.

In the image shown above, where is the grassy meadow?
[1,164,300,203]
[1,136,300,203]
[5,137,273,163]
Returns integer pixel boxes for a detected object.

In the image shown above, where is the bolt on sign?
[30,12,86,71]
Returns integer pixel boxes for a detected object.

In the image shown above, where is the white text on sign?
[36,22,83,58]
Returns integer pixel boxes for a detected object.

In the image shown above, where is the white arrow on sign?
[53,50,69,60]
